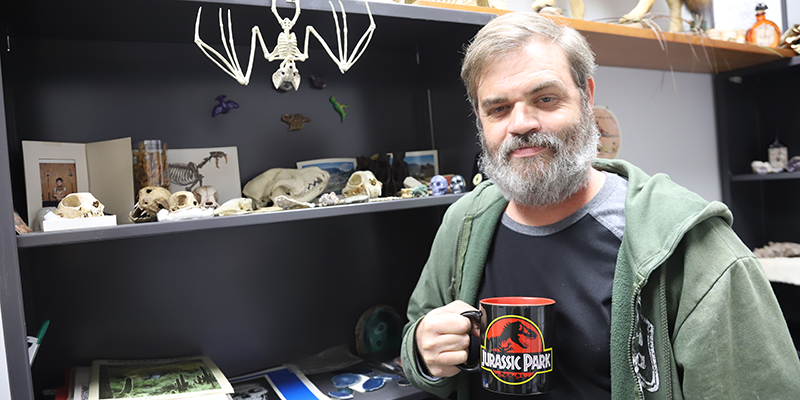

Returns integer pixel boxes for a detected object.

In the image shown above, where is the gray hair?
[461,12,597,110]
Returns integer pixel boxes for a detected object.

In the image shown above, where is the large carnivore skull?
[242,167,330,207]
[55,193,105,218]
[342,170,382,198]
[169,191,200,212]
[193,186,219,209]
[129,186,171,223]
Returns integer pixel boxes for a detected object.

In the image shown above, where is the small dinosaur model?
[212,95,239,117]
[281,114,311,131]
[329,96,348,123]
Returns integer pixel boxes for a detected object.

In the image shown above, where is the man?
[400,12,800,400]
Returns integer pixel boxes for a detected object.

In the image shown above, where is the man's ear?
[586,76,595,108]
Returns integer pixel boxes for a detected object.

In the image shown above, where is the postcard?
[89,356,233,400]
[296,158,357,194]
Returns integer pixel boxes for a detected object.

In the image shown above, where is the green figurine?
[329,96,347,123]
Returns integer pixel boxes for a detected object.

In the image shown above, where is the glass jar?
[133,140,169,196]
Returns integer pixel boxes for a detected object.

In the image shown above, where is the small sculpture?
[282,114,311,131]
[212,95,239,117]
[450,175,466,194]
[55,193,105,218]
[129,186,171,223]
[329,96,347,122]
[343,170,382,199]
[411,185,429,198]
[429,175,448,196]
[242,167,330,207]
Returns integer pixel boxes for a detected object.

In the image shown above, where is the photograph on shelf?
[166,146,241,205]
[228,376,279,400]
[296,157,357,194]
[23,138,135,228]
[404,150,438,183]
[88,356,233,400]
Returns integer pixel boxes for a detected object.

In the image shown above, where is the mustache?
[497,132,562,159]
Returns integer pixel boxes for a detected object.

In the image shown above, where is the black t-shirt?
[470,172,627,400]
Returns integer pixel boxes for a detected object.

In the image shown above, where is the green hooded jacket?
[401,158,800,399]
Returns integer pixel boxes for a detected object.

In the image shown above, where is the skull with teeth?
[129,186,171,223]
[342,170,382,199]
[193,186,220,209]
[450,175,466,194]
[429,175,449,196]
[55,193,105,218]
[242,167,330,207]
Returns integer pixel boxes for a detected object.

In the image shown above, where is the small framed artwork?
[296,158,357,194]
[22,141,90,225]
[404,150,439,183]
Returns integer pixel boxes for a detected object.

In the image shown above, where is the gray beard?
[478,103,600,207]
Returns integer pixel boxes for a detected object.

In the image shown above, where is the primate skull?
[242,167,330,207]
[193,186,220,209]
[55,193,105,218]
[169,191,200,212]
[342,170,382,198]
[450,175,466,194]
[429,175,448,196]
[129,186,171,223]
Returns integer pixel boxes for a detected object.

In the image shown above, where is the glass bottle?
[746,4,781,48]
[133,140,169,195]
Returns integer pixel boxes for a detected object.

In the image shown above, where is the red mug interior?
[481,296,555,306]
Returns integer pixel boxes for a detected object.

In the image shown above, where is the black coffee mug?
[458,297,555,395]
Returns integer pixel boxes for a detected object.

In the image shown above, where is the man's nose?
[508,103,540,136]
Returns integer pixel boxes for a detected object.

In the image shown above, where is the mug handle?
[457,310,482,372]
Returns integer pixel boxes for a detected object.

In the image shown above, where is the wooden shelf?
[413,1,796,74]
[730,171,800,182]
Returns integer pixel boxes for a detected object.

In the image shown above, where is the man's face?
[476,39,598,207]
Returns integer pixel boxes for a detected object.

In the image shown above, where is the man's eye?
[540,97,554,103]
[489,106,506,114]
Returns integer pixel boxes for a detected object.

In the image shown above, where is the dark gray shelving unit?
[0,1,489,398]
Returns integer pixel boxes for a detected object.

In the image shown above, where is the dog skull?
[169,191,200,212]
[242,167,330,207]
[429,175,448,196]
[342,170,382,198]
[55,193,105,218]
[450,175,466,194]
[193,186,220,209]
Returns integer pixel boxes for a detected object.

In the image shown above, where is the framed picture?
[296,157,357,194]
[22,141,89,226]
[404,150,439,183]
[166,146,241,204]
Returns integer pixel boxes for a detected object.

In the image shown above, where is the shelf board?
[16,194,464,249]
[413,1,797,74]
[730,171,800,182]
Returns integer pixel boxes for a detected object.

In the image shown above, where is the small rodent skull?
[55,193,105,218]
[429,175,448,196]
[193,186,219,209]
[169,191,199,212]
[450,175,466,194]
[342,170,382,198]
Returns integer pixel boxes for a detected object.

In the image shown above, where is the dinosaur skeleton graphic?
[168,151,228,191]
[194,0,376,91]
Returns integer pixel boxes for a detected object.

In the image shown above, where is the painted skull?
[55,193,105,218]
[193,186,220,209]
[242,167,330,207]
[169,191,200,212]
[450,175,466,194]
[429,175,448,196]
[342,170,382,198]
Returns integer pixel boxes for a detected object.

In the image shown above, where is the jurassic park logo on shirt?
[481,315,553,385]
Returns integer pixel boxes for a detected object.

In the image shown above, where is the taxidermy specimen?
[212,95,239,117]
[194,0,376,91]
[531,0,711,32]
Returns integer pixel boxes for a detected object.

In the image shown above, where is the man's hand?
[415,300,480,378]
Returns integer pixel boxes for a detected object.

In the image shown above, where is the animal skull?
[429,175,448,196]
[169,191,200,212]
[55,193,105,218]
[214,198,255,216]
[129,186,171,223]
[450,175,466,194]
[342,170,382,198]
[193,186,220,209]
[242,167,330,207]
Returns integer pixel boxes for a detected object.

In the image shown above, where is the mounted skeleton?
[168,151,228,191]
[194,0,376,91]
